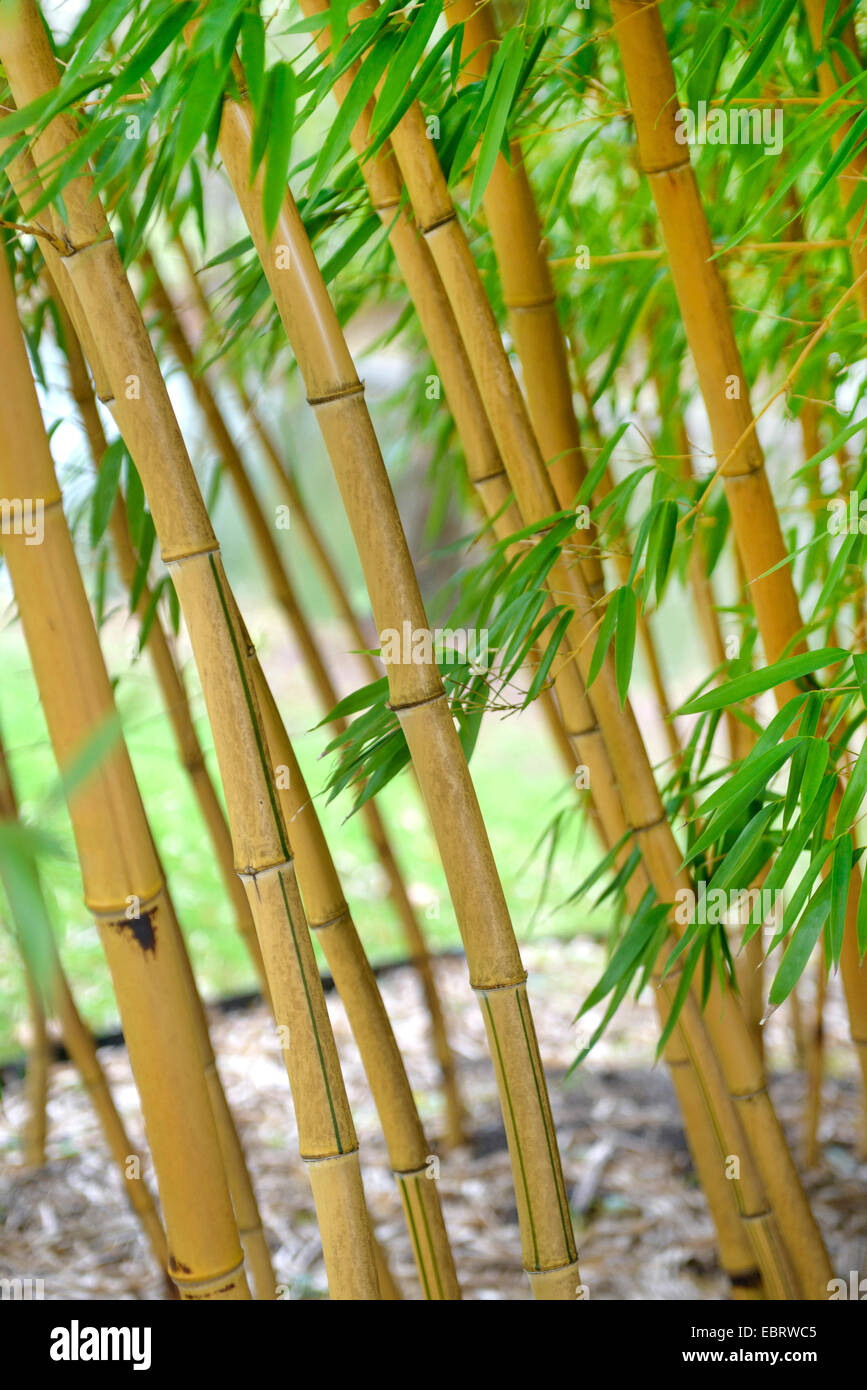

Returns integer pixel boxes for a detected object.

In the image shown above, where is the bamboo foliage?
[0,0,379,1299]
[610,0,867,1142]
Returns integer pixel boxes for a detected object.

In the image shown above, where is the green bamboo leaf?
[656,935,704,1056]
[316,677,390,726]
[263,63,297,237]
[615,586,636,707]
[307,35,398,202]
[469,29,524,214]
[240,12,266,114]
[801,738,830,810]
[726,0,798,99]
[526,608,572,704]
[109,5,197,104]
[586,591,618,691]
[89,438,124,548]
[369,0,440,137]
[835,740,867,834]
[829,834,852,969]
[652,498,678,602]
[172,56,225,191]
[707,801,779,896]
[857,874,867,959]
[677,648,849,714]
[576,893,660,1018]
[769,873,833,1007]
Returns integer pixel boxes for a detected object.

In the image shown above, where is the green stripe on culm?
[278,869,344,1154]
[482,990,538,1269]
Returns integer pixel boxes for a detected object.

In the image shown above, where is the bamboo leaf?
[769,873,833,1006]
[89,438,124,548]
[835,740,867,834]
[263,63,297,237]
[677,649,849,714]
[307,35,398,202]
[726,0,798,99]
[829,833,852,969]
[614,585,636,706]
[469,29,524,215]
[369,0,440,137]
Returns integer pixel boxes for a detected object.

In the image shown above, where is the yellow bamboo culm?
[290,1,822,1295]
[36,279,277,1301]
[22,964,49,1166]
[610,0,867,1147]
[0,0,379,1299]
[0,729,171,1274]
[172,233,381,675]
[140,248,465,1149]
[51,291,270,1002]
[217,84,580,1298]
[246,651,460,1299]
[0,247,248,1300]
[326,12,831,1290]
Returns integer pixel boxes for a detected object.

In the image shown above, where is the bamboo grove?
[0,0,865,1302]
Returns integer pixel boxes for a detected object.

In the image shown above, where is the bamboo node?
[420,211,459,237]
[472,975,529,996]
[162,539,222,566]
[302,1149,360,1166]
[505,294,558,311]
[307,381,365,408]
[389,690,447,715]
[237,857,297,884]
[309,906,350,932]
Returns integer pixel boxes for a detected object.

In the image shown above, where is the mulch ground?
[1,936,865,1300]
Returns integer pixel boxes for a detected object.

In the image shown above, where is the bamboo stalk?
[0,0,379,1299]
[141,247,464,1149]
[804,949,827,1167]
[218,84,581,1299]
[304,13,833,1292]
[0,245,249,1300]
[17,239,276,1299]
[611,0,867,1155]
[52,290,270,1001]
[22,963,49,1166]
[217,70,806,1299]
[172,233,382,680]
[0,728,171,1272]
[248,650,461,1298]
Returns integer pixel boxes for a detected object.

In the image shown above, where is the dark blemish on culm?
[109,907,157,954]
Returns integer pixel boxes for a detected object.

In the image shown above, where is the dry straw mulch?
[1,936,864,1300]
